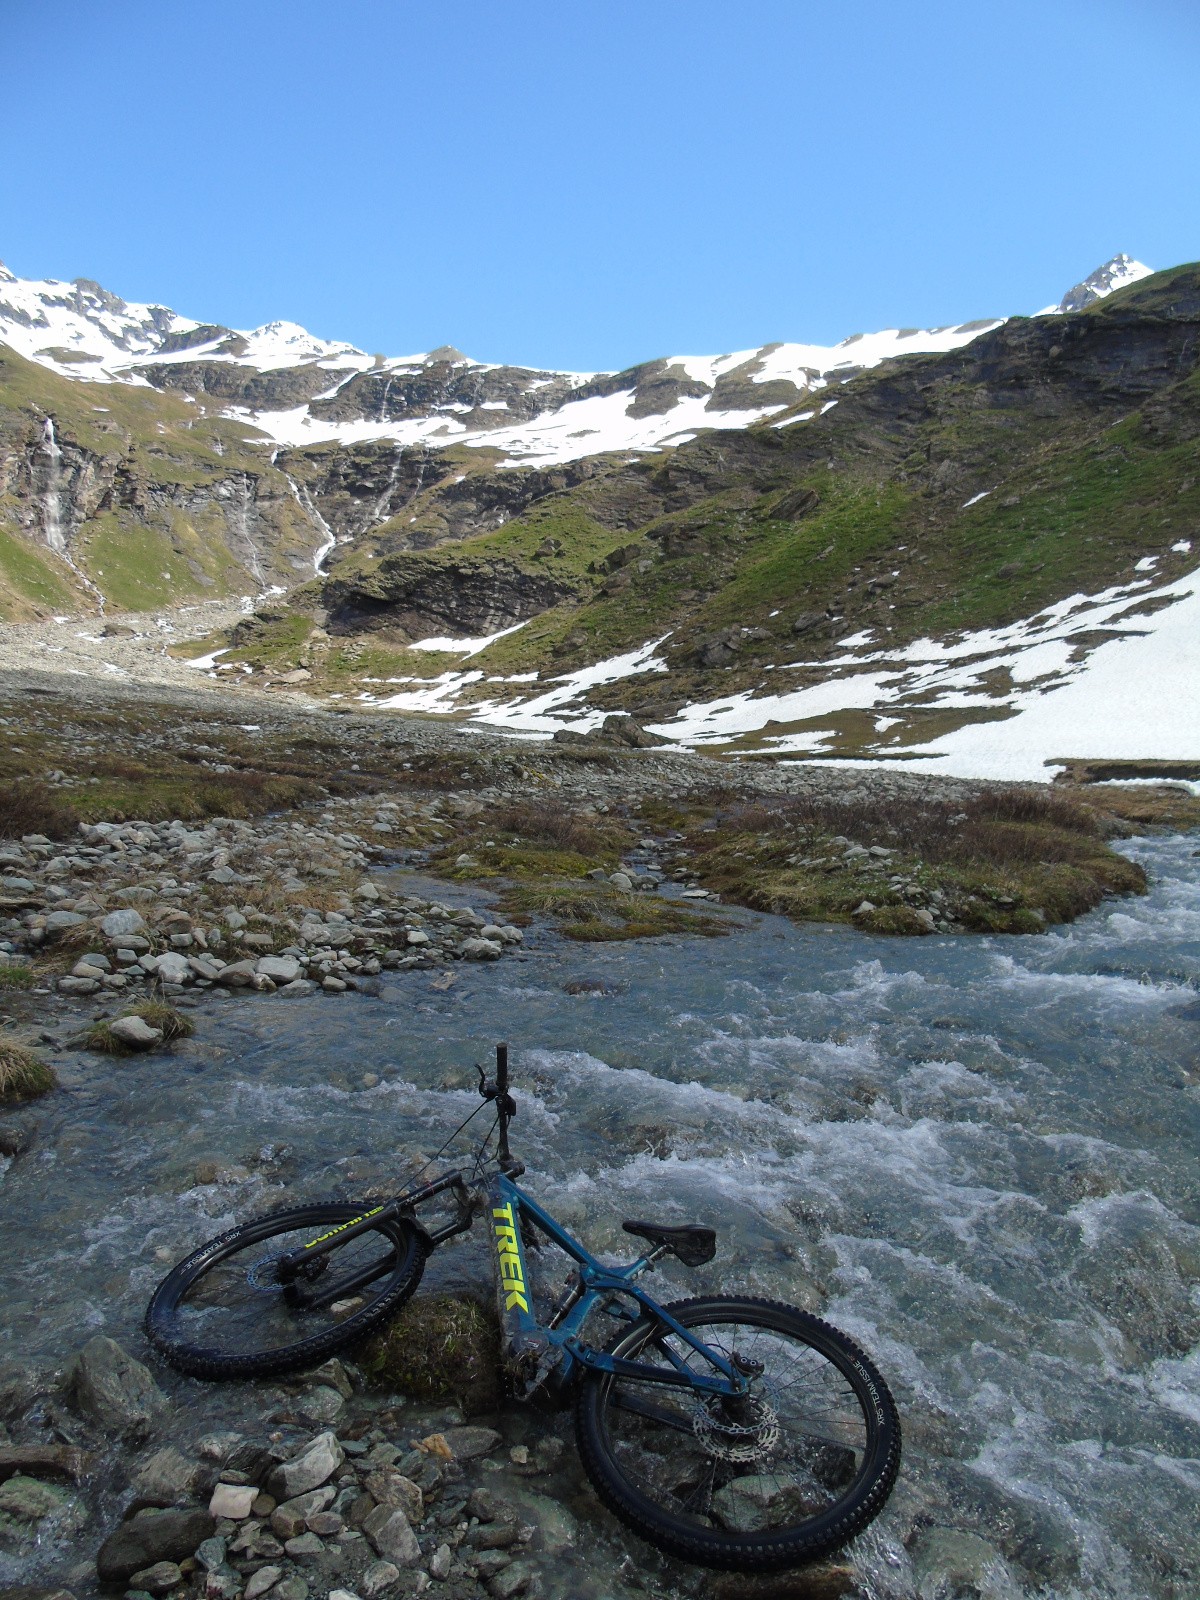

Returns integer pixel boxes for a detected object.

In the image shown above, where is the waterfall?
[360,445,407,538]
[227,474,266,588]
[36,416,106,613]
[40,418,66,553]
[284,473,337,572]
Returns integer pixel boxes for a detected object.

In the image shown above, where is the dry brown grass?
[0,781,76,841]
[0,1037,55,1102]
[487,798,618,857]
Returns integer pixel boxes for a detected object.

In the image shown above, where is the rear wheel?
[145,1202,425,1379]
[575,1295,900,1571]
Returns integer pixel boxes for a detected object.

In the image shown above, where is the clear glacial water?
[3,836,1199,1598]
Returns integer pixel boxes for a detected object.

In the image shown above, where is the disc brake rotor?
[692,1392,780,1463]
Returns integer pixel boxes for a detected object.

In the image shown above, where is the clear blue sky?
[3,0,1198,371]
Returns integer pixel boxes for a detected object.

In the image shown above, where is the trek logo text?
[493,1203,529,1313]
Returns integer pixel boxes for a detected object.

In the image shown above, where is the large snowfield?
[339,553,1199,782]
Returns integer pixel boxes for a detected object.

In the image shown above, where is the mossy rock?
[86,1002,194,1054]
[359,1293,502,1414]
[861,905,936,936]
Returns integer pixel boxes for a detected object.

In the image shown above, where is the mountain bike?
[146,1045,900,1572]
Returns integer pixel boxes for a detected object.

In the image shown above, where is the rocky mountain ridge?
[2,252,1196,780]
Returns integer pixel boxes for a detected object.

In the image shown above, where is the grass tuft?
[0,1038,56,1102]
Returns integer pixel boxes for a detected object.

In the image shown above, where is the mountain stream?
[2,836,1198,1598]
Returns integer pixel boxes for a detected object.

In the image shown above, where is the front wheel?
[146,1202,426,1380]
[575,1295,900,1572]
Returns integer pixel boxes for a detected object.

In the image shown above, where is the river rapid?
[3,835,1198,1599]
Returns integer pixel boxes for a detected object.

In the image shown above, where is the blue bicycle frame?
[485,1172,746,1398]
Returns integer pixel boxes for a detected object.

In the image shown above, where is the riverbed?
[3,835,1198,1598]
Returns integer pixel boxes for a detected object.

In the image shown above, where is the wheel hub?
[692,1392,780,1463]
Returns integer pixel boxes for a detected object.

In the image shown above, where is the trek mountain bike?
[146,1045,900,1572]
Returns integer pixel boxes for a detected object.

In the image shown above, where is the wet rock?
[706,1564,856,1599]
[501,1487,577,1556]
[0,1473,74,1523]
[132,1446,206,1504]
[910,1526,1013,1598]
[67,1335,168,1439]
[266,1432,344,1501]
[363,1467,423,1522]
[0,1444,90,1484]
[461,937,502,960]
[194,1534,228,1570]
[127,1561,184,1596]
[108,1015,164,1050]
[96,1505,215,1582]
[361,1503,421,1566]
[487,1559,537,1599]
[440,1425,502,1461]
[0,1589,78,1600]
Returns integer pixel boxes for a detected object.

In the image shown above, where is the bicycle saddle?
[622,1219,717,1267]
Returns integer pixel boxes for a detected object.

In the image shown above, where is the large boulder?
[66,1336,167,1439]
[96,1506,215,1583]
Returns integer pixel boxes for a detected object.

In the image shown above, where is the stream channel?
[3,835,1199,1599]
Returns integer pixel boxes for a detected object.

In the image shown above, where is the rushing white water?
[2,836,1196,1597]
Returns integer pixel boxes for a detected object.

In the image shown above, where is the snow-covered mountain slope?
[1052,253,1153,313]
[0,262,368,377]
[24,255,1172,468]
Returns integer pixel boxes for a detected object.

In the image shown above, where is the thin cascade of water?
[283,471,337,572]
[37,416,107,612]
[39,417,65,553]
[229,473,265,587]
[362,444,407,536]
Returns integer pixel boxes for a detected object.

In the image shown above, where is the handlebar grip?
[496,1041,509,1093]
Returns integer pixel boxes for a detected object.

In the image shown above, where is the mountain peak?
[1056,254,1153,313]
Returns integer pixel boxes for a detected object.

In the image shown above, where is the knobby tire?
[575,1294,901,1572]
